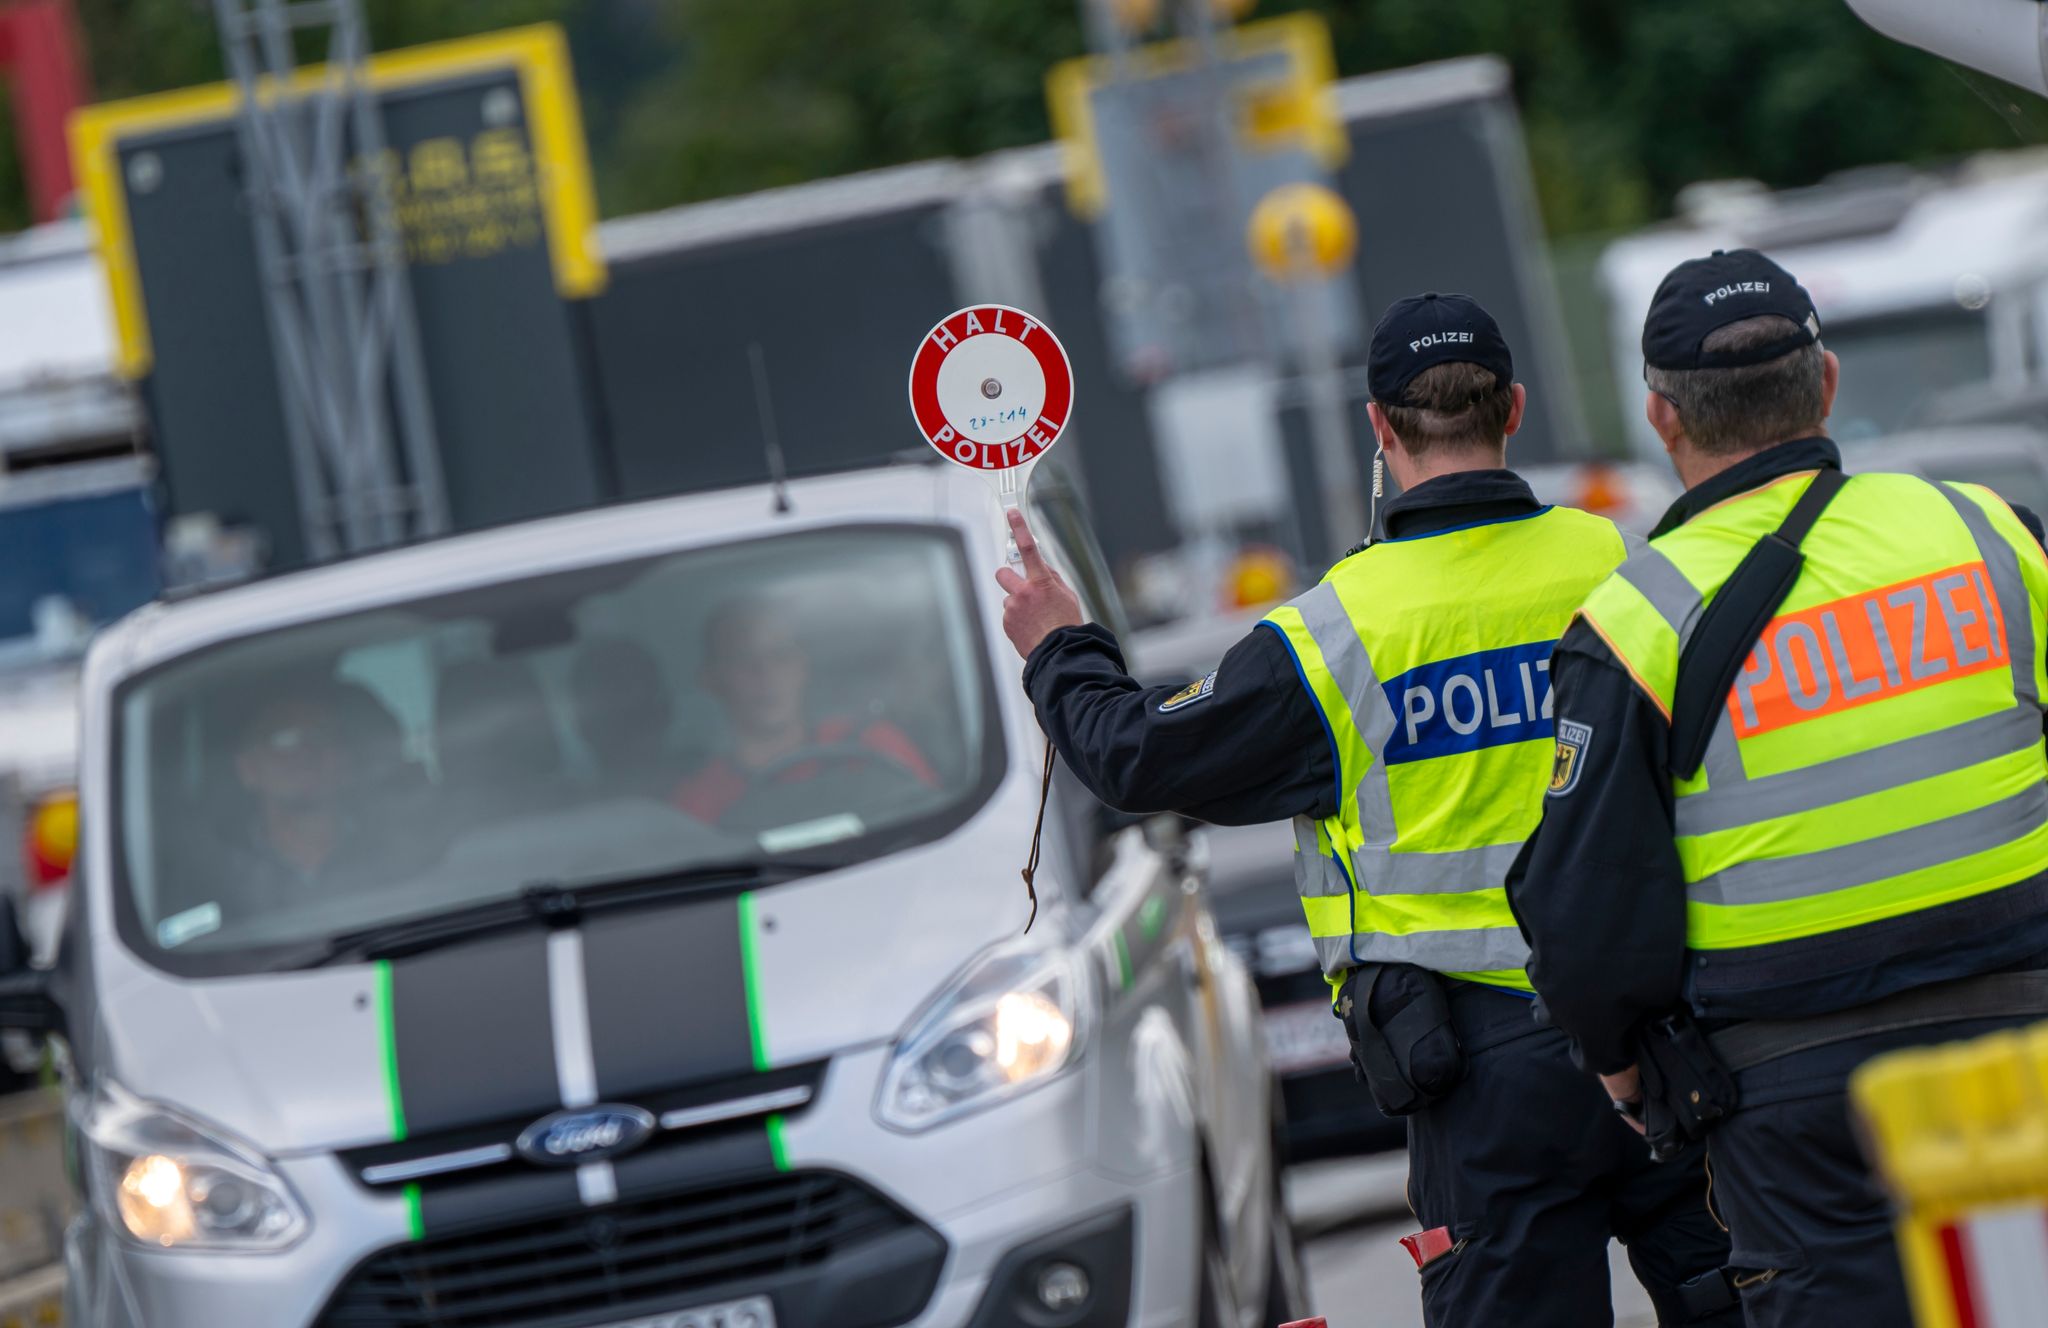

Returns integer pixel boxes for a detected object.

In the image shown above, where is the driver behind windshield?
[224,676,411,893]
[674,596,934,825]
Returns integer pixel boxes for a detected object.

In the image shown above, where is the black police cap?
[1641,249,1821,371]
[1367,292,1514,405]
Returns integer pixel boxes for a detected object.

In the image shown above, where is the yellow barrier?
[1851,1022,2048,1327]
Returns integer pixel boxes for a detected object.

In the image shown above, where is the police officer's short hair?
[1644,315,1827,456]
[1378,361,1514,457]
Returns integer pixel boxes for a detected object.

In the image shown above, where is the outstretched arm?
[997,510,1335,825]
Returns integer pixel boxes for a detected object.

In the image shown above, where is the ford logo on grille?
[515,1105,656,1167]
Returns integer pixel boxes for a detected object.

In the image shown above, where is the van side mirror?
[0,895,59,1034]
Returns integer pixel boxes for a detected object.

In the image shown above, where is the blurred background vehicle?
[1838,426,2048,511]
[1601,152,2048,458]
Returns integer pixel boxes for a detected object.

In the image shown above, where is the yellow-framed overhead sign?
[1045,12,1345,218]
[69,23,605,379]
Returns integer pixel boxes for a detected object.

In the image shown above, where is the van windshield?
[115,526,1000,973]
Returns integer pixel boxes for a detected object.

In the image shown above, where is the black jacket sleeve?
[1505,619,1689,1075]
[1020,621,1336,826]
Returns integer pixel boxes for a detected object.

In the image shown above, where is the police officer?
[998,293,1740,1327]
[1509,249,2048,1327]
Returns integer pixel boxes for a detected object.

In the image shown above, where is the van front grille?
[316,1170,928,1328]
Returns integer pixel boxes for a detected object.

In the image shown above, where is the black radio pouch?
[1634,1009,1740,1161]
[1338,963,1466,1117]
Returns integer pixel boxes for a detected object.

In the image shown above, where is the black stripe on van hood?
[583,895,761,1099]
[387,930,560,1138]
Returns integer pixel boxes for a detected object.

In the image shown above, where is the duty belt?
[1709,970,2048,1074]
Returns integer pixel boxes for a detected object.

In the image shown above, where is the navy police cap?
[1367,292,1514,405]
[1642,249,1820,371]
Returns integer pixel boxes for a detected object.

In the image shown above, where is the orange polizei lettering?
[1727,561,2008,738]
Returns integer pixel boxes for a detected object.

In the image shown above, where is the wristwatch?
[1611,1094,1647,1123]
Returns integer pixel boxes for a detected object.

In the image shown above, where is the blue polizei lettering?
[1380,640,1558,765]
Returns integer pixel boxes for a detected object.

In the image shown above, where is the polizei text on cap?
[1703,282,1771,306]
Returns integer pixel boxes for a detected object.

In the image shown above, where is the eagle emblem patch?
[1159,671,1218,713]
[1549,719,1592,796]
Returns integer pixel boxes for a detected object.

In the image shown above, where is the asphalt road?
[1289,1155,1660,1328]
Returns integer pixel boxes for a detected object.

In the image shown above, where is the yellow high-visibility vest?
[1263,505,1628,992]
[1576,471,2048,977]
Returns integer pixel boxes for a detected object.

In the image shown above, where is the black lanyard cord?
[1019,738,1055,933]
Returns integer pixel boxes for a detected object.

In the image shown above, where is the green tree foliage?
[600,0,1083,215]
[9,0,2045,237]
[71,0,580,97]
[1313,0,2037,231]
[607,0,2038,232]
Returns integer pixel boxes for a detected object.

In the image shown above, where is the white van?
[0,460,1304,1328]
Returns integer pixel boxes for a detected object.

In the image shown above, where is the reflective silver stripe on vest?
[1936,483,2039,707]
[1688,781,2048,907]
[1291,582,1525,896]
[1617,543,1755,785]
[1675,705,2044,838]
[1291,581,1398,846]
[1354,842,1526,896]
[1316,926,1530,975]
[1699,706,1748,789]
[1619,546,1703,640]
[1292,816,1349,898]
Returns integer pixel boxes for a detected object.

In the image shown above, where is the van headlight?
[81,1083,308,1251]
[875,941,1094,1132]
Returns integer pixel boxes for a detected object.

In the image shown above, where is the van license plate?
[594,1296,776,1328]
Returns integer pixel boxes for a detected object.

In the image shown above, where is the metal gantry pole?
[211,0,449,561]
[1293,263,1364,555]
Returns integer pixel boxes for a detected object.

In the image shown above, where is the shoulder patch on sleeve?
[1159,671,1218,713]
[1549,719,1592,796]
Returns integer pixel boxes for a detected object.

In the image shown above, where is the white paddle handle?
[993,460,1036,571]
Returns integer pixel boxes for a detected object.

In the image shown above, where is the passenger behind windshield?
[674,597,936,832]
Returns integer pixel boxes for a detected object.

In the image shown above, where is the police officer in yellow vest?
[998,294,1740,1327]
[1510,250,2048,1327]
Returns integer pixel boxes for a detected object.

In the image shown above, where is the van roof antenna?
[748,341,792,515]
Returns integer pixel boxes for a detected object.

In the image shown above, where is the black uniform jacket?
[1022,469,1549,827]
[1508,437,2048,1074]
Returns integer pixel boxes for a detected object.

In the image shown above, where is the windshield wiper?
[269,859,836,971]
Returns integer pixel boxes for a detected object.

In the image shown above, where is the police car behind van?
[0,460,1302,1328]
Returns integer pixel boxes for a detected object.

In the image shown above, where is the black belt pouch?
[1338,962,1466,1116]
[1635,1010,1740,1159]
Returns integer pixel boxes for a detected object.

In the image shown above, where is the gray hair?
[1644,315,1826,456]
